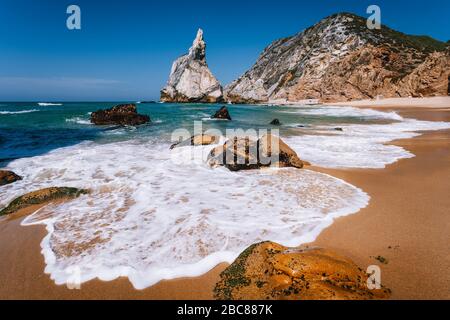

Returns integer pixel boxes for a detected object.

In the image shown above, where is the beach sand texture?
[0,97,449,299]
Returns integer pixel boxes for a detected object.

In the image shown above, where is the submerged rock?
[90,104,150,126]
[0,170,22,186]
[207,134,308,171]
[0,187,89,216]
[270,119,281,125]
[211,106,232,120]
[214,241,391,300]
[170,134,219,149]
[160,29,224,103]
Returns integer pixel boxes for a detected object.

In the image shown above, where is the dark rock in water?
[0,170,22,186]
[212,106,232,120]
[90,104,150,126]
[270,119,281,125]
[170,134,219,149]
[214,241,391,300]
[207,134,309,171]
[0,187,89,216]
[334,127,343,131]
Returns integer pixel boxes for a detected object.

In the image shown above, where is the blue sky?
[0,0,449,101]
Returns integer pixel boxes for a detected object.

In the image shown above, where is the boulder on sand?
[259,134,309,167]
[211,106,232,120]
[170,134,219,149]
[207,134,309,171]
[208,137,260,171]
[214,241,391,300]
[90,104,150,126]
[0,187,89,216]
[0,170,22,186]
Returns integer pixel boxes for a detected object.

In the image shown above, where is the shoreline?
[309,129,450,299]
[325,96,450,109]
[0,98,449,299]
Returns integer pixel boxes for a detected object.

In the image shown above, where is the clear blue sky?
[0,0,449,101]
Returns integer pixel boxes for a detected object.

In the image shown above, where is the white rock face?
[161,29,224,103]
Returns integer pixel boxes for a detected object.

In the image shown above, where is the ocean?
[1,101,449,289]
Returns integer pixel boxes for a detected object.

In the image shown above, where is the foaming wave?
[0,140,369,289]
[0,109,39,115]
[65,117,91,125]
[282,105,404,121]
[38,102,63,106]
[201,117,228,121]
[285,118,450,168]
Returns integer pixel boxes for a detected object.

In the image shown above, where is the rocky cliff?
[161,29,224,103]
[225,13,450,103]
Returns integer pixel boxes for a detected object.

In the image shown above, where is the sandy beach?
[328,96,450,109]
[0,97,449,300]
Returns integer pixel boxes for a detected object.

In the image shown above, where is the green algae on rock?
[214,241,391,300]
[0,187,89,216]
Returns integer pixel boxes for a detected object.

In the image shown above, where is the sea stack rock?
[160,29,224,103]
[90,104,150,126]
[211,106,232,120]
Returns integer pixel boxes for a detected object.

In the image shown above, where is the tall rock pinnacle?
[160,29,224,103]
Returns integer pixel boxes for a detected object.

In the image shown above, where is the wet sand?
[0,98,449,299]
[328,96,450,109]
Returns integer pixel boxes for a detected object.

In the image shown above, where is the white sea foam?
[38,102,63,106]
[282,105,404,121]
[0,109,39,115]
[65,117,91,125]
[285,117,450,168]
[0,139,369,289]
[201,117,231,121]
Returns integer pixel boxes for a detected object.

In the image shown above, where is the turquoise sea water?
[0,101,389,165]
